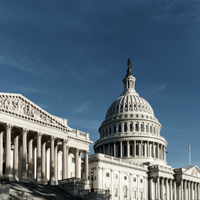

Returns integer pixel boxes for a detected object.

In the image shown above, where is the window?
[124,145,127,156]
[114,174,118,179]
[135,123,139,131]
[72,158,75,163]
[109,127,111,135]
[140,191,143,199]
[140,179,143,183]
[106,129,108,136]
[130,123,133,131]
[119,125,121,133]
[146,124,148,132]
[130,145,133,156]
[106,173,109,177]
[136,143,139,156]
[150,126,152,133]
[124,124,127,132]
[123,186,127,198]
[141,124,144,132]
[114,126,116,133]
[133,178,136,182]
[134,191,137,199]
[124,176,127,180]
[114,188,118,197]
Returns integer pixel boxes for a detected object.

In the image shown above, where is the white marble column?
[37,132,43,184]
[194,182,197,200]
[97,167,101,188]
[141,141,143,157]
[50,136,56,185]
[150,177,153,200]
[147,141,149,157]
[75,148,79,178]
[184,180,187,200]
[0,131,3,176]
[22,129,29,182]
[166,179,168,200]
[188,181,190,200]
[120,141,122,158]
[161,178,164,200]
[127,141,130,157]
[28,139,33,181]
[134,140,136,157]
[62,139,67,179]
[157,177,160,200]
[54,144,58,183]
[164,147,166,161]
[114,142,116,157]
[42,142,46,180]
[191,182,193,200]
[13,135,19,180]
[85,151,89,179]
[197,183,199,200]
[18,144,22,180]
[5,124,13,180]
[152,142,155,158]
[174,181,176,200]
[170,179,173,200]
[157,143,159,159]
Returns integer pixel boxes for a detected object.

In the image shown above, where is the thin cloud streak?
[72,101,91,113]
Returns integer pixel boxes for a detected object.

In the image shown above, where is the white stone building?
[90,59,200,200]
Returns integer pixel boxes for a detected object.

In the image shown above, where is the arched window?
[135,123,139,131]
[150,126,152,133]
[141,124,144,132]
[123,186,127,198]
[130,123,133,131]
[146,124,149,132]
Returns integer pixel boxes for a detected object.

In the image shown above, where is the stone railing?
[68,129,90,141]
[89,153,148,170]
[150,164,173,172]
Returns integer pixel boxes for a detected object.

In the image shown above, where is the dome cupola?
[94,59,168,166]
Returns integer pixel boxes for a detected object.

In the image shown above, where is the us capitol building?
[0,59,200,200]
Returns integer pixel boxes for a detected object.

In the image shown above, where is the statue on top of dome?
[127,58,132,76]
[127,58,131,69]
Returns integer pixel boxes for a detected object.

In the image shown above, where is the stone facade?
[90,59,200,200]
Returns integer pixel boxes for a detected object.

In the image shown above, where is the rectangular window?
[140,191,143,199]
[119,125,121,133]
[133,178,136,182]
[114,174,118,179]
[140,179,143,183]
[114,126,116,133]
[130,123,133,131]
[130,145,133,156]
[134,191,136,199]
[72,158,75,163]
[106,173,109,177]
[124,145,127,156]
[136,123,139,131]
[124,124,127,132]
[115,188,118,197]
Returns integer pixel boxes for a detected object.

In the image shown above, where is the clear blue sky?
[0,0,200,169]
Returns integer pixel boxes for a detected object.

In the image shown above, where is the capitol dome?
[94,59,168,165]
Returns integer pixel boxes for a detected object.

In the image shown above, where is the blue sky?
[0,0,200,168]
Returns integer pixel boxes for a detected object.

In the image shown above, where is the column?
[180,180,183,200]
[42,142,46,180]
[54,144,58,183]
[170,179,173,200]
[164,147,166,161]
[13,135,19,180]
[166,179,168,200]
[37,132,43,184]
[50,136,56,185]
[5,124,13,180]
[157,177,160,200]
[111,169,113,197]
[85,151,89,179]
[141,140,143,157]
[152,142,155,158]
[18,144,22,180]
[147,141,149,157]
[120,141,122,158]
[127,141,130,157]
[75,148,79,178]
[62,139,67,179]
[194,182,197,200]
[28,139,33,181]
[97,167,101,188]
[134,140,136,157]
[108,143,110,156]
[161,178,164,200]
[102,168,105,189]
[22,129,29,182]
[157,143,159,159]
[0,131,3,176]
[114,142,116,157]
[191,182,193,200]
[197,183,199,200]
[188,181,190,200]
[150,177,153,200]
[184,180,187,200]
[130,173,133,199]
[144,143,147,157]
[174,181,176,200]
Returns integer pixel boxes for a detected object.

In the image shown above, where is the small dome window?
[124,176,127,180]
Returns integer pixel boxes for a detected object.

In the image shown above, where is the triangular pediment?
[0,93,68,129]
[183,166,200,177]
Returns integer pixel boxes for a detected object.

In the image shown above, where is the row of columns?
[96,140,166,161]
[0,124,89,184]
[151,177,200,200]
[101,121,160,138]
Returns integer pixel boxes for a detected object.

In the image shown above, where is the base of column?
[36,177,44,185]
[21,176,29,183]
[49,179,56,185]
[4,174,14,181]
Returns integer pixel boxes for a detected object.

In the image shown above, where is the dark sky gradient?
[0,0,200,168]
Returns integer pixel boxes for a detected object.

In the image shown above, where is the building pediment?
[183,166,200,177]
[0,93,68,129]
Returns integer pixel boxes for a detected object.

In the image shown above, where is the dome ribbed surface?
[105,93,154,120]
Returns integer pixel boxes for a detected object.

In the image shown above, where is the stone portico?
[0,93,92,185]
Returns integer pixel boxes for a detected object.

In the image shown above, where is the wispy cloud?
[72,101,91,113]
[143,82,167,96]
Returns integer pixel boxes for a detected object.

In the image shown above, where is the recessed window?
[133,178,136,182]
[124,176,127,180]
[123,186,127,198]
[124,124,127,132]
[140,179,143,183]
[114,126,116,133]
[72,158,75,163]
[114,174,118,179]
[130,123,133,131]
[106,173,110,177]
[115,188,118,197]
[119,125,121,133]
[125,104,127,108]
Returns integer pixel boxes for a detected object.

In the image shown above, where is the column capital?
[21,128,29,135]
[37,132,43,138]
[5,124,13,130]
[50,136,56,141]
[85,150,90,154]
[64,138,69,144]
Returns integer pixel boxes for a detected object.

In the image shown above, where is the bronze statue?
[127,58,131,69]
